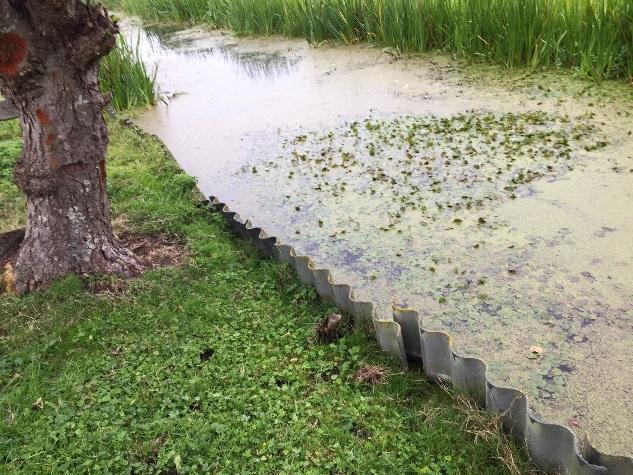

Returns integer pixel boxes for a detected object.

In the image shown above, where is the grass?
[0,120,23,232]
[0,118,534,473]
[99,35,157,110]
[107,0,633,81]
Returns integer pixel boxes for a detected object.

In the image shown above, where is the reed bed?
[109,0,633,81]
[99,36,157,110]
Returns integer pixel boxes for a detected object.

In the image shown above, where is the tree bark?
[0,0,143,293]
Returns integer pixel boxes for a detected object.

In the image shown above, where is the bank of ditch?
[0,118,535,473]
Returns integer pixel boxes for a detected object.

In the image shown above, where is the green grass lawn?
[0,118,533,474]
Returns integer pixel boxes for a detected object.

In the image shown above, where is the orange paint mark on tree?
[0,32,28,75]
[35,108,51,126]
[98,160,106,191]
[48,154,61,171]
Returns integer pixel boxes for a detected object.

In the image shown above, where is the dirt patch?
[0,230,22,292]
[0,229,24,269]
[0,231,185,271]
[0,246,18,270]
[88,232,187,294]
[0,229,186,295]
[117,231,186,269]
[315,313,343,343]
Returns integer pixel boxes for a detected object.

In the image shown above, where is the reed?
[109,0,633,81]
[99,35,157,110]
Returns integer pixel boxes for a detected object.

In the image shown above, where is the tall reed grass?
[100,36,157,110]
[109,0,633,81]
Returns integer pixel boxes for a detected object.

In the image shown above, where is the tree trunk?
[0,0,143,293]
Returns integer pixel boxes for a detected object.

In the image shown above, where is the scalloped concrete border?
[207,195,632,475]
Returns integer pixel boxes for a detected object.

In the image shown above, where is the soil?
[0,228,187,295]
[117,231,186,270]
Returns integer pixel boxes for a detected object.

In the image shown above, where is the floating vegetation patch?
[247,110,607,234]
[239,111,610,296]
[236,110,631,422]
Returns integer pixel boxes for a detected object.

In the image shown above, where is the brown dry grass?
[352,364,389,385]
[438,383,543,475]
[0,226,187,296]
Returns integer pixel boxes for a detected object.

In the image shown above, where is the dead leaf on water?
[528,345,544,359]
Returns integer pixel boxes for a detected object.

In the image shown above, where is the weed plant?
[109,0,633,81]
[100,36,157,110]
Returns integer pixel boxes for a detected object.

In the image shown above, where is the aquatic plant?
[99,35,157,110]
[108,0,633,81]
[265,111,607,233]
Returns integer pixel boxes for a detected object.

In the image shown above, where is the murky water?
[123,19,633,457]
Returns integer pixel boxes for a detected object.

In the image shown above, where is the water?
[122,19,633,458]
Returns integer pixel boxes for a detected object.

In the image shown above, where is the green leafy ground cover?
[0,119,533,473]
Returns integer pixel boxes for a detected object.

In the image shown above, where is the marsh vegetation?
[100,36,157,110]
[109,0,633,81]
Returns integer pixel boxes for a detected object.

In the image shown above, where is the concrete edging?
[1,193,629,473]
[207,195,632,475]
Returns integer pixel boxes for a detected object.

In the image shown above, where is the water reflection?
[121,20,297,82]
[184,47,297,80]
